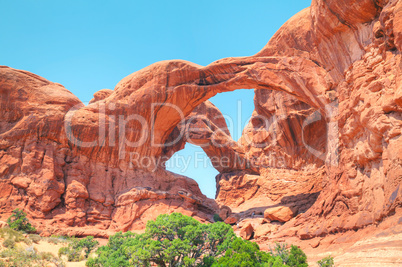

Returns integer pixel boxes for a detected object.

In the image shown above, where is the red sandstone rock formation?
[0,3,401,263]
[215,0,402,243]
[0,67,218,236]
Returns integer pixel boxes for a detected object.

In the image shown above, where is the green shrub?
[130,213,236,266]
[213,214,223,222]
[287,245,307,267]
[0,227,24,241]
[86,231,136,267]
[58,246,82,262]
[0,246,63,266]
[88,213,237,267]
[85,257,98,267]
[47,236,62,244]
[58,247,70,258]
[59,236,97,262]
[263,256,286,267]
[213,237,274,266]
[15,236,26,243]
[87,213,306,267]
[78,236,99,258]
[29,234,41,244]
[7,209,36,233]
[270,242,289,264]
[0,227,31,247]
[3,238,15,248]
[268,243,308,267]
[23,238,32,245]
[39,251,55,261]
[317,255,335,267]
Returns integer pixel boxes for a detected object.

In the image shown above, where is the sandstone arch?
[0,0,401,244]
[67,56,332,170]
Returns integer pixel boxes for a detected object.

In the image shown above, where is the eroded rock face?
[0,0,401,250]
[0,67,218,236]
[215,0,402,243]
[164,101,253,173]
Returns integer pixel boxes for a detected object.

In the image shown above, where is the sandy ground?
[33,240,87,267]
[33,240,65,257]
[0,234,108,267]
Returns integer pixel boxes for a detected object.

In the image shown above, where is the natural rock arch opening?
[165,144,219,199]
[160,83,328,212]
[164,89,255,198]
[208,89,256,142]
[211,89,328,217]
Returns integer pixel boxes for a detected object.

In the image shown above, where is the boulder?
[218,205,232,220]
[264,206,296,223]
[309,238,320,248]
[254,224,273,239]
[224,214,239,225]
[240,222,254,240]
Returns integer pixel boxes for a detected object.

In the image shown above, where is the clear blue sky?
[0,0,311,198]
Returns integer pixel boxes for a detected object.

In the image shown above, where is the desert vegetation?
[0,210,70,266]
[6,209,36,234]
[58,236,99,262]
[0,221,65,266]
[0,211,334,266]
[85,213,311,267]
